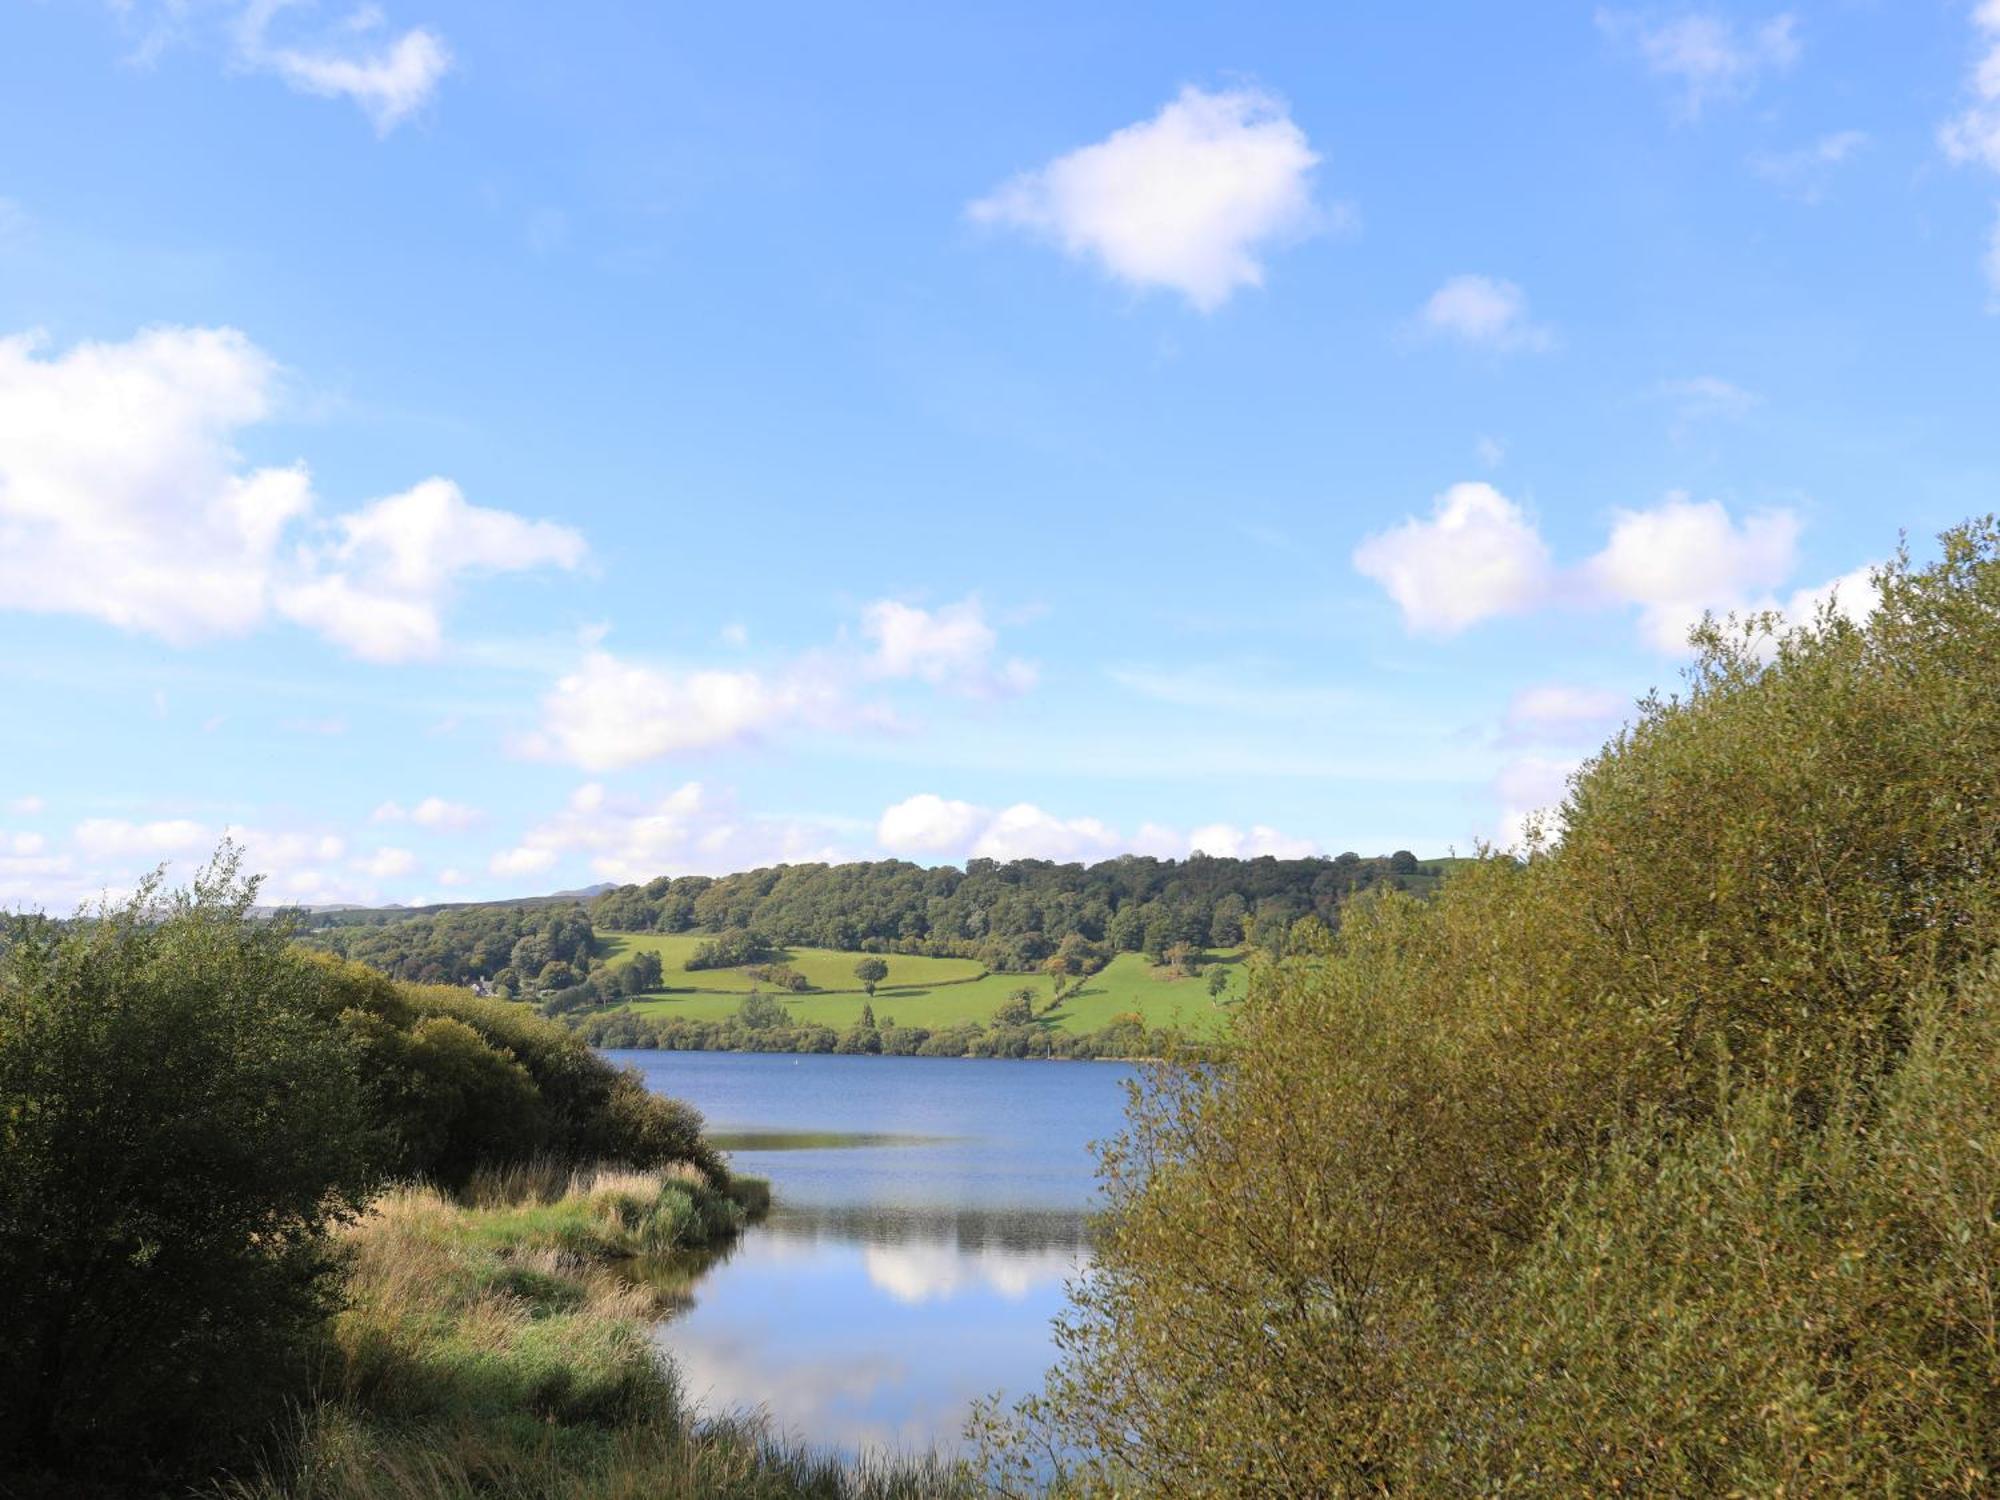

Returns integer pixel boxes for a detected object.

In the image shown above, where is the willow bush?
[990,519,2000,1497]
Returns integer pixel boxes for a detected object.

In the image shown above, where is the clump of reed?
[209,1162,971,1499]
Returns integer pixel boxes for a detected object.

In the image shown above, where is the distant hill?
[293,851,1464,992]
[547,882,616,902]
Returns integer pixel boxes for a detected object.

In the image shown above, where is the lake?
[605,1050,1140,1458]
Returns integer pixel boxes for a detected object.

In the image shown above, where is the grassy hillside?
[607,936,1243,1038]
[597,932,985,993]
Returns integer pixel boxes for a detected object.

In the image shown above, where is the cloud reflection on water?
[656,1202,1093,1455]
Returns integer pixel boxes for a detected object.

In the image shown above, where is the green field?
[597,932,986,993]
[603,933,1244,1038]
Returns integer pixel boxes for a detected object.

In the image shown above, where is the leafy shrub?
[988,521,2000,1496]
[684,928,776,970]
[0,858,378,1490]
[313,957,723,1188]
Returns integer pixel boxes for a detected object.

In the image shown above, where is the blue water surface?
[606,1051,1141,1458]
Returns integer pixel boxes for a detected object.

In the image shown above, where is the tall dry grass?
[207,1164,970,1498]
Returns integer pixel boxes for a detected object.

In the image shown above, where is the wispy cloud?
[233,1,451,135]
[1416,276,1554,354]
[1940,1,2000,303]
[1749,130,1868,203]
[1596,9,1800,120]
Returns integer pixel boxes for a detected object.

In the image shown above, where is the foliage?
[0,856,379,1491]
[577,1003,1223,1063]
[308,956,723,1189]
[201,1168,966,1500]
[686,927,779,970]
[588,851,1444,972]
[298,902,596,991]
[744,962,811,991]
[986,521,2000,1496]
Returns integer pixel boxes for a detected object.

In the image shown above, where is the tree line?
[588,849,1441,973]
[578,991,1226,1064]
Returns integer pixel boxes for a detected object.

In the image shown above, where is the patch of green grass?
[622,948,1245,1038]
[216,1171,970,1498]
[598,932,985,994]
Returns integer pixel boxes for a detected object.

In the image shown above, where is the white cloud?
[517,651,826,773]
[1352,483,1556,634]
[437,867,469,887]
[863,1242,1078,1304]
[968,85,1322,311]
[9,796,44,816]
[278,478,585,662]
[0,327,306,643]
[1941,3,2000,299]
[1942,2,2000,174]
[1584,494,1799,650]
[489,845,558,879]
[1597,9,1801,119]
[1783,562,1878,630]
[0,816,408,911]
[1356,487,1861,654]
[1475,435,1506,469]
[233,0,450,135]
[877,794,987,856]
[1750,130,1868,202]
[1495,755,1580,852]
[354,846,416,880]
[873,795,1315,865]
[1186,823,1316,859]
[409,795,482,829]
[1418,276,1553,353]
[521,598,1035,772]
[0,326,583,658]
[504,782,844,883]
[862,597,1036,697]
[972,803,1125,863]
[72,818,211,861]
[1506,685,1625,737]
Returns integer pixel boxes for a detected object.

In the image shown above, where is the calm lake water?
[605,1050,1139,1458]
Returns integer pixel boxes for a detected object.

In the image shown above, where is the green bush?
[1417,969,2000,1493]
[989,520,2000,1496]
[0,857,378,1491]
[313,956,724,1188]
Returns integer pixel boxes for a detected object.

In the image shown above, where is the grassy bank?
[218,1164,975,1499]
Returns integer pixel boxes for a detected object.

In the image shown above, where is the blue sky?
[3,1,1999,908]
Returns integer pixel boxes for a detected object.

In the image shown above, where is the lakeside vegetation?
[0,865,960,1497]
[207,1166,975,1500]
[980,521,2000,1496]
